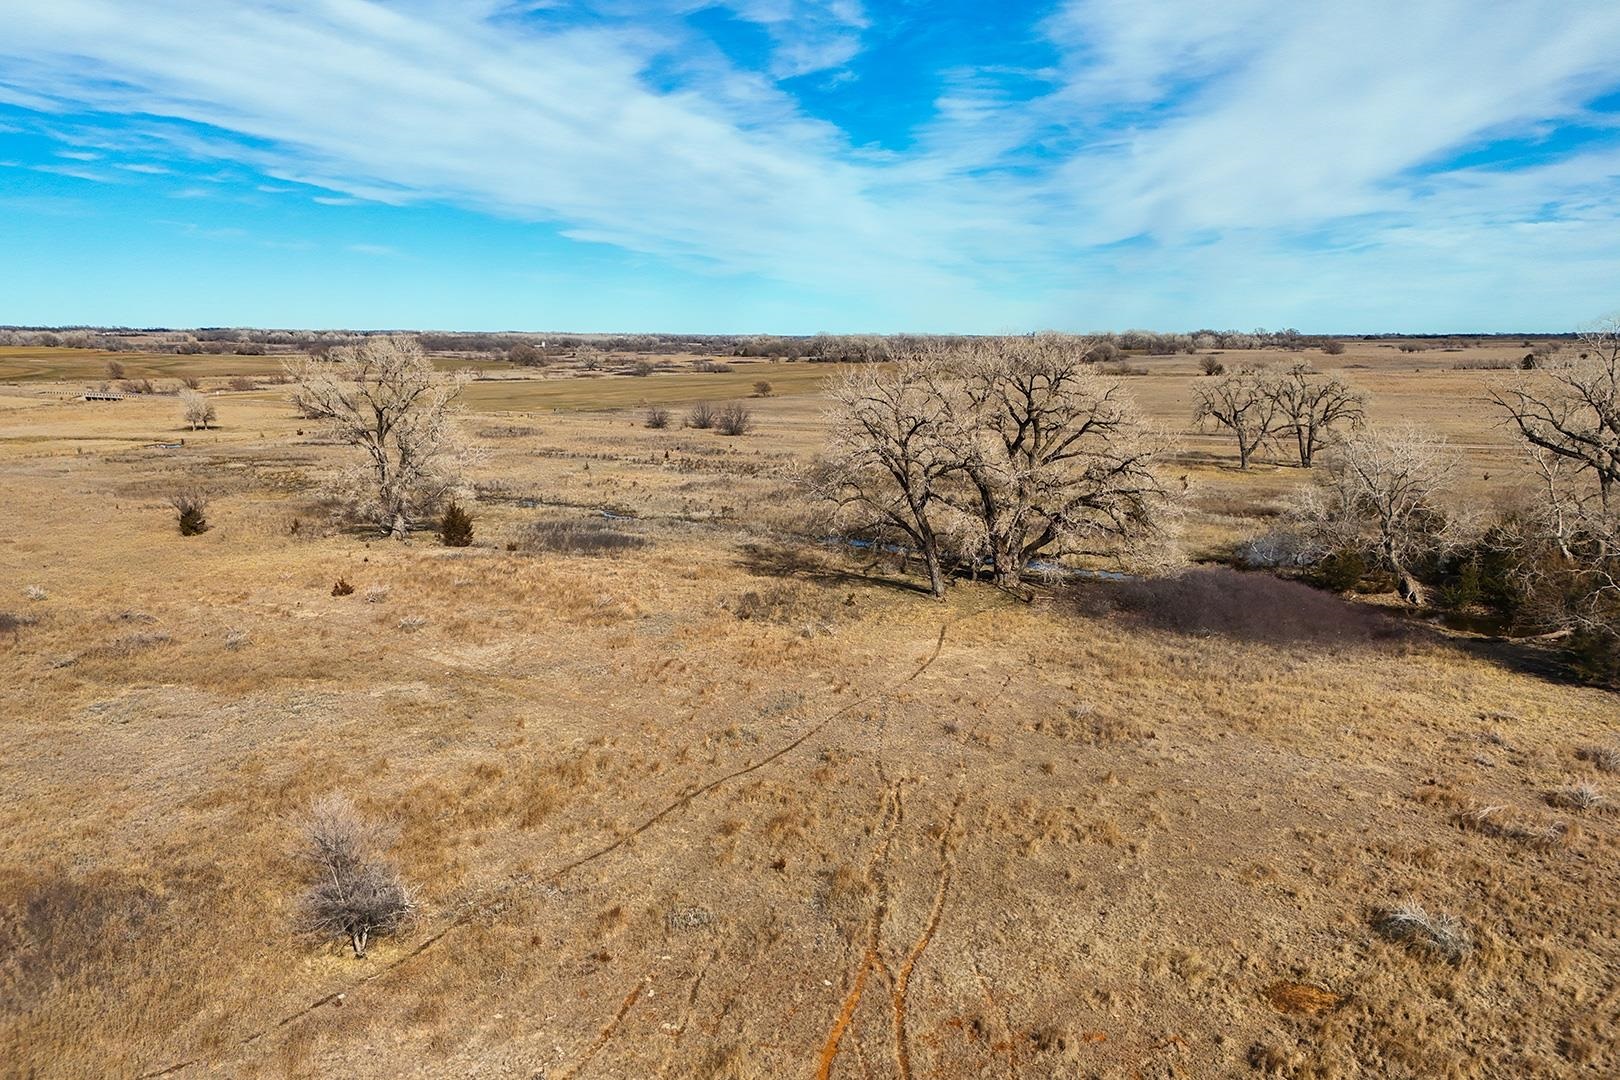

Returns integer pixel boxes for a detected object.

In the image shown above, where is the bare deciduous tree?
[180,389,216,431]
[298,794,414,959]
[951,335,1178,588]
[1192,369,1280,469]
[286,336,473,539]
[819,357,961,597]
[1266,362,1366,467]
[1491,319,1620,513]
[1296,426,1458,604]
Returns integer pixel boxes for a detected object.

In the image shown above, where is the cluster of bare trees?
[1488,318,1620,650]
[819,335,1179,596]
[287,336,474,539]
[1194,363,1366,468]
[1292,427,1460,604]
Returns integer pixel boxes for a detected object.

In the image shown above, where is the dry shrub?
[1088,567,1402,646]
[686,401,716,429]
[227,376,260,391]
[715,403,752,436]
[0,611,33,640]
[1373,905,1472,962]
[475,424,537,439]
[298,794,415,958]
[331,578,355,597]
[645,405,671,429]
[168,490,210,536]
[1546,782,1604,811]
[519,518,648,556]
[1576,743,1620,773]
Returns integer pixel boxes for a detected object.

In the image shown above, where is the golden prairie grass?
[1,346,1617,1078]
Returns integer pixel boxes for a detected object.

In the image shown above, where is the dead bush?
[520,518,648,556]
[168,490,210,536]
[1547,782,1604,810]
[0,611,34,641]
[227,376,260,391]
[297,794,415,958]
[1087,567,1402,645]
[686,401,716,429]
[645,405,671,429]
[715,403,752,436]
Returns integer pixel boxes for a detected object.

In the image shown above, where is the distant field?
[458,360,842,411]
[0,347,510,383]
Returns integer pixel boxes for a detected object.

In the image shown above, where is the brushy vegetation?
[714,402,752,436]
[645,405,671,429]
[168,490,210,536]
[686,401,716,429]
[519,518,648,555]
[297,794,415,958]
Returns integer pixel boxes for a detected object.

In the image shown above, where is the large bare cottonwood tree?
[287,336,473,539]
[1268,362,1366,467]
[1491,319,1620,512]
[820,335,1179,593]
[1192,369,1281,469]
[952,336,1176,587]
[819,356,961,597]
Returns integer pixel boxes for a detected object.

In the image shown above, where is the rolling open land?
[3,342,1617,1079]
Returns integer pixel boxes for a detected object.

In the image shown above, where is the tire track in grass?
[137,622,952,1079]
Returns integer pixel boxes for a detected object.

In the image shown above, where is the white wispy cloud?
[0,0,1618,328]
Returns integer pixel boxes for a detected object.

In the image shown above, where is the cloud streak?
[0,0,1618,329]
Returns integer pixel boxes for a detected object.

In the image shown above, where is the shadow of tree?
[733,540,933,596]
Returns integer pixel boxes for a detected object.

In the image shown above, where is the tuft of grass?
[1547,782,1604,811]
[25,584,47,601]
[331,578,355,597]
[1374,905,1472,962]
[1576,743,1620,773]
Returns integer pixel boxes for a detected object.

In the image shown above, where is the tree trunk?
[388,511,408,540]
[924,547,946,598]
[1396,569,1427,606]
[990,539,1023,589]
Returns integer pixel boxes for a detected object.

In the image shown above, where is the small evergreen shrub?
[440,501,474,547]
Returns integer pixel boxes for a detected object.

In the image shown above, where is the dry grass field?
[3,343,1618,1079]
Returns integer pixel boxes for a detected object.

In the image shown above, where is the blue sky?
[2,0,1620,333]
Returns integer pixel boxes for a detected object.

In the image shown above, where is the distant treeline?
[0,325,1580,360]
